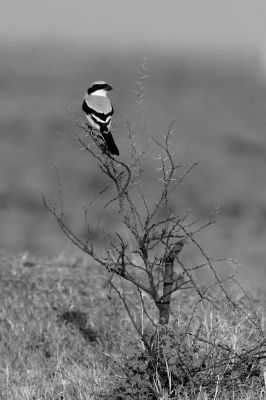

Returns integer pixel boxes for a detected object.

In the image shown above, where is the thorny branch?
[44,68,262,364]
[41,60,266,397]
[44,117,247,333]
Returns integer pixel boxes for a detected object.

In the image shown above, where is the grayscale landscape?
[1,1,266,398]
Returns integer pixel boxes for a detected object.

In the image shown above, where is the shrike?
[82,81,119,156]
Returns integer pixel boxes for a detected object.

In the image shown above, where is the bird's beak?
[106,84,113,91]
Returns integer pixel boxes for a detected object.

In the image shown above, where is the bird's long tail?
[102,131,119,156]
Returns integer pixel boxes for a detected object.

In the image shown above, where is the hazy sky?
[2,0,266,52]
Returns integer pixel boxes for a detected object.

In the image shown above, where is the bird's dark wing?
[82,95,113,132]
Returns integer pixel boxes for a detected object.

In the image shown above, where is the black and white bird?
[82,81,119,156]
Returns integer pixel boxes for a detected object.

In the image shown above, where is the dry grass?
[0,252,265,399]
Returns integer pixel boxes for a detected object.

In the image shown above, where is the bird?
[82,80,119,156]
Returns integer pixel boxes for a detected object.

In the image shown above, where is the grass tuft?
[0,253,265,399]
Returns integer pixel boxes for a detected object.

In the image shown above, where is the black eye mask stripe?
[87,83,112,94]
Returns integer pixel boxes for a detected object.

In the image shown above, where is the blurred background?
[1,0,266,288]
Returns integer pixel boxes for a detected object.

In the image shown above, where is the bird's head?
[87,81,113,97]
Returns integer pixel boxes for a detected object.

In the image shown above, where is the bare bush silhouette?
[44,60,266,398]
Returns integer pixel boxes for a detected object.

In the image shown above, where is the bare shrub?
[44,59,266,398]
